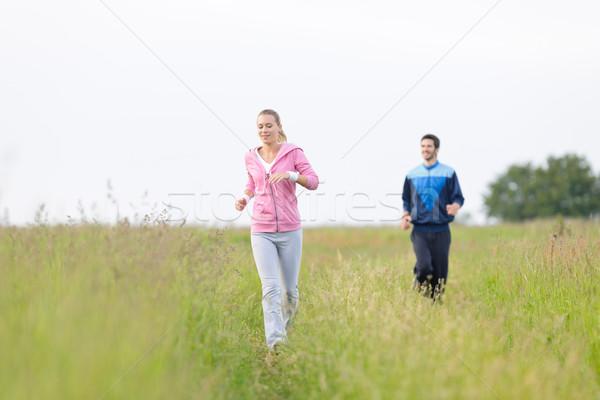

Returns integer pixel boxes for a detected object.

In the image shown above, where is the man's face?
[421,139,438,162]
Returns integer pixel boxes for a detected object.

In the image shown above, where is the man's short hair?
[421,134,440,149]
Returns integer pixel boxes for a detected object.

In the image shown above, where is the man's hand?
[401,215,412,230]
[446,202,461,216]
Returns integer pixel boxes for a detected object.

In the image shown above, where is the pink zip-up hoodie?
[245,142,319,233]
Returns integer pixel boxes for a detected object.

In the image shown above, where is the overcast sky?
[1,0,599,226]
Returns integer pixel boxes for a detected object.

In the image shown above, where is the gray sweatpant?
[251,229,302,347]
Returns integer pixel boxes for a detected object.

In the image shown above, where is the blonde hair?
[258,109,287,143]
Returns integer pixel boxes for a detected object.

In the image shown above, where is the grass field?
[1,219,599,399]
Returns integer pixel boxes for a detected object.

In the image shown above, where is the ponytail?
[278,130,287,143]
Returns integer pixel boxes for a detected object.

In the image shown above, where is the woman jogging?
[235,109,319,350]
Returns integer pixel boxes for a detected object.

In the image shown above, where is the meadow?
[1,219,599,399]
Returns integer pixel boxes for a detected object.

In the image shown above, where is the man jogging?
[401,134,464,299]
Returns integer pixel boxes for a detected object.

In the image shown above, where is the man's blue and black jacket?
[402,161,464,232]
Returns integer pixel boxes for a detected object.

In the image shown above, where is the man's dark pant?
[410,229,451,293]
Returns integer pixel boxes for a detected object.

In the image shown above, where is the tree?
[484,154,600,221]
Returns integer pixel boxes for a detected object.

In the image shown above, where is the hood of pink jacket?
[244,142,319,233]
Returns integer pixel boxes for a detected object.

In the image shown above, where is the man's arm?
[446,172,464,216]
[401,177,412,230]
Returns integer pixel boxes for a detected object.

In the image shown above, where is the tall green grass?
[1,220,598,399]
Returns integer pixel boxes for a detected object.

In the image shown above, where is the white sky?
[1,0,599,226]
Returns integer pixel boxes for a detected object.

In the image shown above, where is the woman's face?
[257,114,281,145]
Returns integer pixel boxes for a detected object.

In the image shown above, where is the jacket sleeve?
[449,172,464,206]
[244,156,255,195]
[294,150,319,190]
[402,177,411,212]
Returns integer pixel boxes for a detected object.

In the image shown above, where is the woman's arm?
[294,150,319,190]
[235,190,254,211]
[236,163,256,211]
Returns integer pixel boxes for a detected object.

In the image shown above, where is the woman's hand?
[268,172,290,184]
[235,197,247,211]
